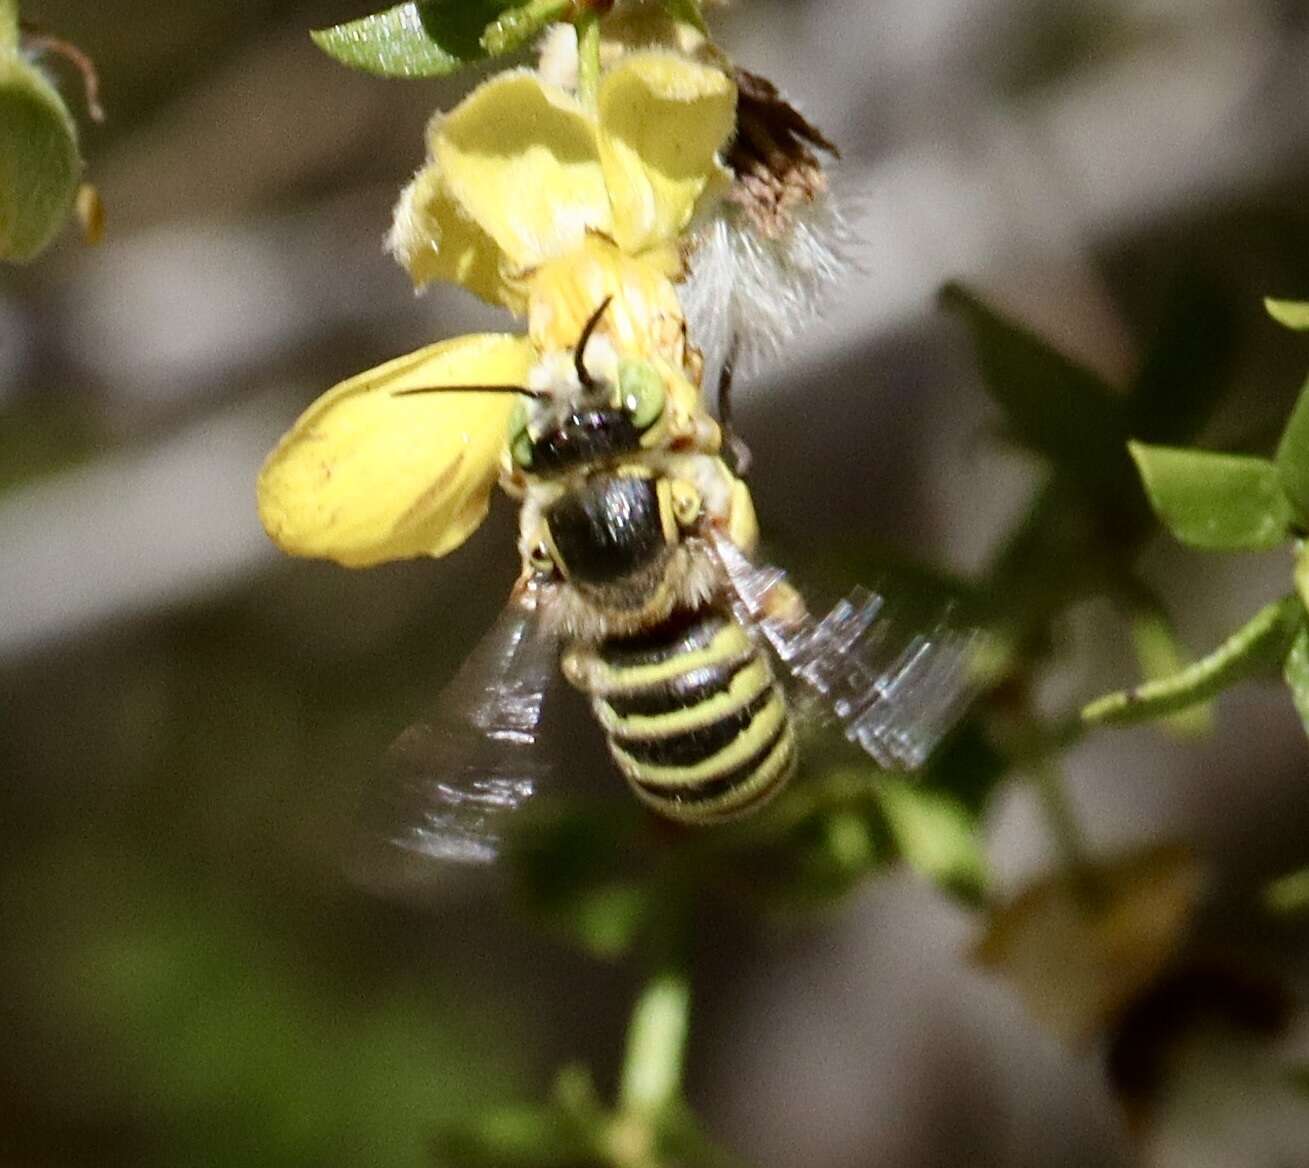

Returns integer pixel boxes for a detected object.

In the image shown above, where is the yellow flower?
[527,233,683,363]
[256,306,714,568]
[387,51,737,311]
[259,53,736,570]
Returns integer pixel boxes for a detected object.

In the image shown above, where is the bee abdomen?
[568,607,796,824]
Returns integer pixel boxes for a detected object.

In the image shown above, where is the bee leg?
[717,336,753,478]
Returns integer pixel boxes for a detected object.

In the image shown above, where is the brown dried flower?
[724,68,839,240]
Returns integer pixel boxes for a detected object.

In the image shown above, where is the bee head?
[509,298,670,478]
[510,361,667,476]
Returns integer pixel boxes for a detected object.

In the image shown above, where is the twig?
[20,22,105,123]
[1030,754,1103,907]
[575,10,601,110]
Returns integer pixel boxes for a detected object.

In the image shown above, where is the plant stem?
[1031,755,1102,905]
[662,0,709,36]
[996,684,1101,905]
[480,0,570,56]
[619,966,691,1118]
[576,10,601,110]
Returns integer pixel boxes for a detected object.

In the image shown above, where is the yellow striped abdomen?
[562,607,796,824]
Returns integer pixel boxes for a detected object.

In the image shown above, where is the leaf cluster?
[1084,299,1309,737]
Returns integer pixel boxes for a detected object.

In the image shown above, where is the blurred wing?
[257,333,533,568]
[709,531,976,770]
[355,581,559,886]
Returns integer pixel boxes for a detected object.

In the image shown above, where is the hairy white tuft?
[679,188,858,392]
[539,544,721,644]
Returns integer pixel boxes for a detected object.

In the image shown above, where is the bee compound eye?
[508,398,534,468]
[618,359,665,432]
[670,480,702,528]
[512,429,534,469]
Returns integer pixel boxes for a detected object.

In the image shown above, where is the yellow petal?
[435,70,612,271]
[387,160,516,310]
[527,234,687,366]
[257,334,533,568]
[597,52,736,255]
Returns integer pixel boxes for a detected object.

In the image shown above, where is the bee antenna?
[391,385,544,399]
[574,295,613,391]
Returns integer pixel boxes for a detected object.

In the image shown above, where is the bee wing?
[707,531,976,770]
[353,580,560,890]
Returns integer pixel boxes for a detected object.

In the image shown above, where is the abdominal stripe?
[634,721,793,806]
[613,688,775,766]
[574,604,797,822]
[605,659,750,717]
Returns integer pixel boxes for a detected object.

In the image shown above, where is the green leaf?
[874,775,986,901]
[1296,546,1309,613]
[509,807,653,959]
[1264,866,1309,916]
[434,1103,596,1168]
[1283,624,1309,740]
[922,719,1010,819]
[1266,297,1309,331]
[547,881,652,960]
[820,810,877,875]
[693,764,892,910]
[619,970,689,1118]
[1082,595,1303,727]
[0,51,81,262]
[1275,377,1309,527]
[984,480,1124,644]
[940,282,1132,500]
[311,1,517,78]
[658,0,710,35]
[1129,441,1294,550]
[655,1102,743,1168]
[1128,276,1237,447]
[550,1063,605,1127]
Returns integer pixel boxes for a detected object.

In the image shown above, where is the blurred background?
[3,0,1309,1164]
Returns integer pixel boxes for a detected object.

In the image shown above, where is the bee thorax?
[546,474,669,586]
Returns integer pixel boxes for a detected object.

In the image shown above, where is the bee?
[356,299,976,868]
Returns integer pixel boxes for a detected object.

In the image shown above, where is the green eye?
[618,360,665,431]
[509,398,533,468]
